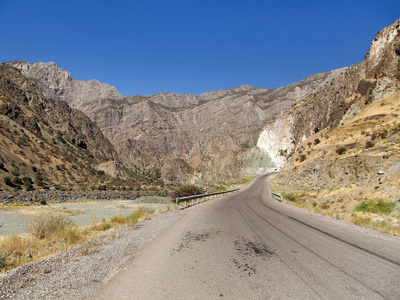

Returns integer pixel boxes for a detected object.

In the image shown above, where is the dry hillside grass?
[272,93,400,235]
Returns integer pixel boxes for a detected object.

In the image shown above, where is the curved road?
[91,175,400,299]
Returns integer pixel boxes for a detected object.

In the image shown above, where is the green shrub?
[23,182,34,191]
[22,177,34,190]
[336,147,347,155]
[282,192,298,202]
[365,140,375,149]
[378,129,388,139]
[355,199,396,215]
[3,177,15,187]
[11,177,22,186]
[299,154,307,162]
[40,199,47,205]
[314,138,320,145]
[97,185,107,191]
[172,184,205,198]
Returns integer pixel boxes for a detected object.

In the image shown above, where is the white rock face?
[367,20,399,69]
[256,114,295,169]
[372,76,397,100]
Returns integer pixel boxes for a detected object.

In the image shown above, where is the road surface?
[90,175,400,299]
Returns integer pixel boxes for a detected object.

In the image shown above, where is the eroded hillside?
[270,18,400,234]
[0,65,155,192]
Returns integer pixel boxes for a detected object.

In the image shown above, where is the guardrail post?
[176,197,179,209]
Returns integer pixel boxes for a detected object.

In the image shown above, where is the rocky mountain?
[267,18,400,229]
[6,18,399,188]
[8,62,344,184]
[258,18,400,168]
[0,64,152,192]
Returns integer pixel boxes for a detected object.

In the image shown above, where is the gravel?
[0,210,181,300]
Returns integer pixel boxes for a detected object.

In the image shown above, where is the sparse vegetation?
[109,207,154,226]
[110,215,130,224]
[0,203,162,272]
[3,177,14,187]
[22,176,34,190]
[79,238,99,256]
[378,129,388,139]
[172,184,205,198]
[89,218,112,231]
[355,199,396,215]
[27,215,73,239]
[336,146,347,155]
[282,192,301,202]
[0,249,11,272]
[365,140,375,149]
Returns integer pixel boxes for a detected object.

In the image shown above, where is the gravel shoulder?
[0,210,181,300]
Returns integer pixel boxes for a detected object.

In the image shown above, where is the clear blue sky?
[0,1,398,96]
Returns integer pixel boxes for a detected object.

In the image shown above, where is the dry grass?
[273,181,400,236]
[110,215,130,224]
[0,206,160,273]
[292,93,400,166]
[350,214,400,235]
[27,215,73,239]
[272,93,400,236]
[79,238,99,256]
[55,208,86,216]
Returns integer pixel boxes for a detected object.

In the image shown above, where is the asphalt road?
[90,175,400,299]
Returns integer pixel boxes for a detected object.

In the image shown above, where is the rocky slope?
[7,19,399,187]
[0,64,152,192]
[258,18,400,167]
[8,62,344,184]
[268,18,400,230]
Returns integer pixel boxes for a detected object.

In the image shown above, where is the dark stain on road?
[173,231,213,254]
[232,237,274,276]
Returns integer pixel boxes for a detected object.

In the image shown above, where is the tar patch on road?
[173,230,214,254]
[231,237,274,276]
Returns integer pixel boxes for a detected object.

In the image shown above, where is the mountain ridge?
[8,60,344,183]
[5,18,399,187]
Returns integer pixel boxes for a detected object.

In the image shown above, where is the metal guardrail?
[175,188,239,209]
[271,192,283,202]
